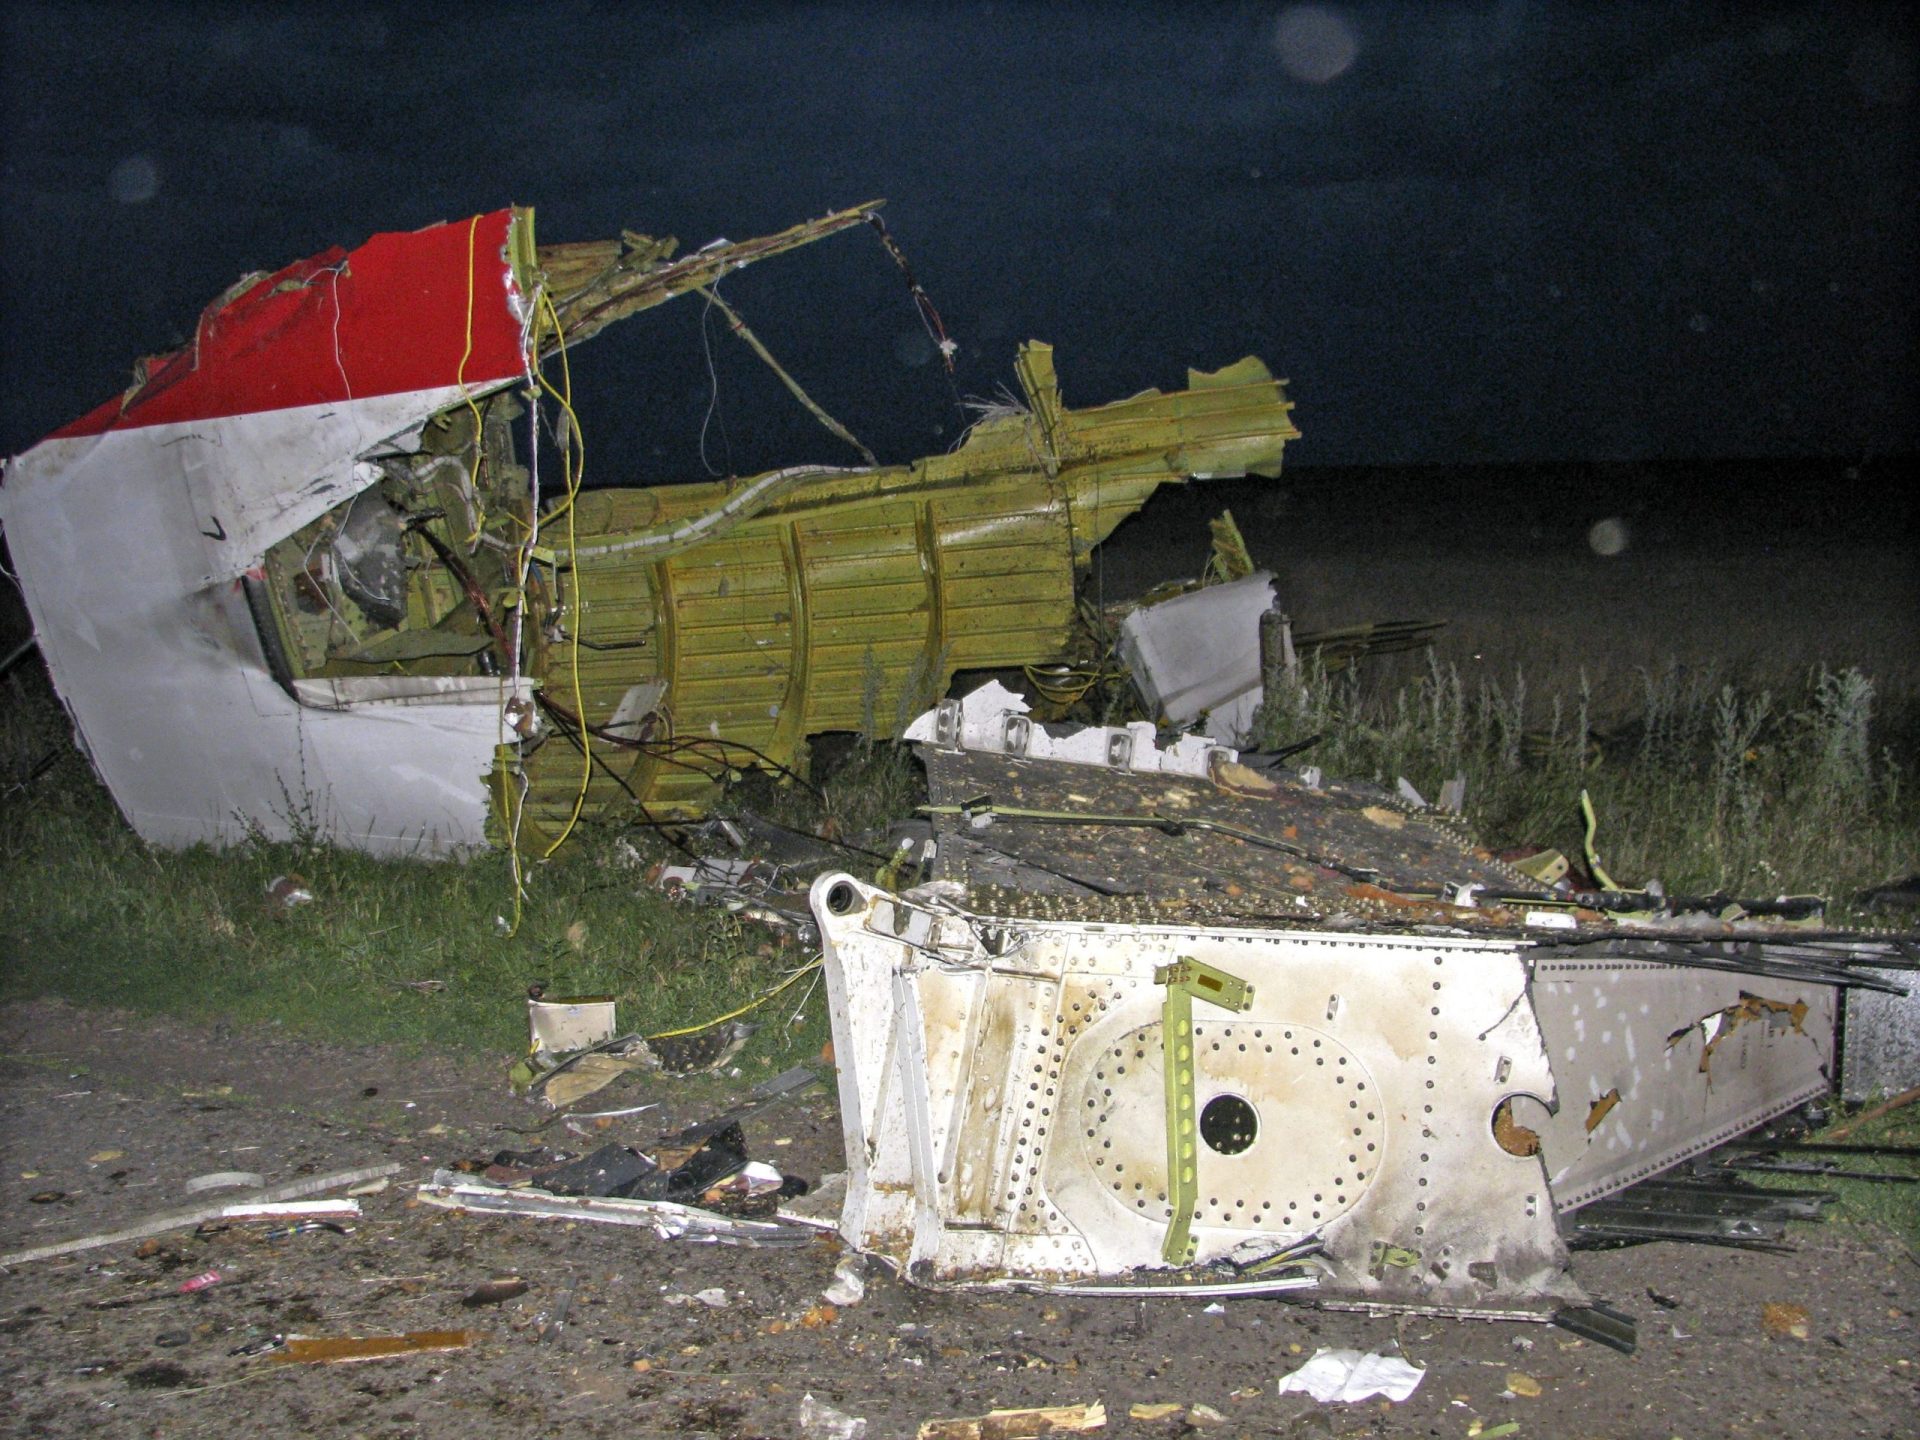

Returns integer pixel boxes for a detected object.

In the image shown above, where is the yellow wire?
[457,213,524,940]
[644,958,823,1040]
[1023,661,1125,707]
[455,217,489,547]
[535,288,593,859]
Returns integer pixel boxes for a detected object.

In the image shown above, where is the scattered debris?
[1128,1403,1184,1421]
[916,1400,1107,1438]
[182,1171,265,1194]
[1549,1302,1638,1355]
[1565,1169,1829,1250]
[527,994,618,1054]
[537,1274,577,1344]
[419,1176,808,1247]
[823,1254,867,1307]
[1716,1143,1920,1184]
[1761,1302,1812,1340]
[221,1199,361,1223]
[663,1287,731,1309]
[264,875,314,908]
[798,1392,869,1440]
[513,1021,762,1107]
[0,1162,399,1267]
[1274,1348,1426,1404]
[535,1143,664,1198]
[272,1331,475,1365]
[460,1277,529,1307]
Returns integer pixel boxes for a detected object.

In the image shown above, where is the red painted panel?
[51,209,525,438]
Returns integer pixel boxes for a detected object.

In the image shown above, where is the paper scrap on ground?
[798,1392,867,1440]
[1276,1348,1426,1403]
[917,1401,1107,1438]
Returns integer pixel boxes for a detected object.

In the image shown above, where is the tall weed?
[1253,658,1915,907]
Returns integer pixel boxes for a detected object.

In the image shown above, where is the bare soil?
[2,997,1914,1440]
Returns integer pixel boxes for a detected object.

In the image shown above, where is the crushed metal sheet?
[918,739,1547,926]
[0,1162,401,1268]
[1118,571,1276,743]
[1842,976,1920,1101]
[417,1173,812,1246]
[810,862,1853,1311]
[1565,1169,1831,1249]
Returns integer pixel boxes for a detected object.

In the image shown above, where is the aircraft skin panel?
[1,393,530,855]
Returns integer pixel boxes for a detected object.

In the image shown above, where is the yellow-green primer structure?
[529,343,1298,828]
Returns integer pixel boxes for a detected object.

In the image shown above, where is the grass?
[1249,654,1919,913]
[0,667,831,1063]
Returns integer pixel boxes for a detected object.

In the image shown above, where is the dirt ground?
[2,997,1914,1440]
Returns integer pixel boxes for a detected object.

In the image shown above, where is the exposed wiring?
[454,217,490,548]
[407,453,484,548]
[322,257,353,407]
[534,690,824,801]
[530,288,593,860]
[697,282,732,476]
[500,214,541,939]
[1023,661,1128,709]
[866,210,959,388]
[695,283,877,467]
[644,957,823,1040]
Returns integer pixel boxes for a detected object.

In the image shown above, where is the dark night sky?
[1,2,1913,474]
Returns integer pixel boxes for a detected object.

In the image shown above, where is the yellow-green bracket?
[1154,956,1254,1266]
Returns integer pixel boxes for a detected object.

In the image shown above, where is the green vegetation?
[1250,655,1918,912]
[0,667,832,1061]
[1792,1099,1920,1254]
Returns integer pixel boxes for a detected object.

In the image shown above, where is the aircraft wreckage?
[0,200,1296,855]
[6,202,1912,1333]
[805,682,1914,1332]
